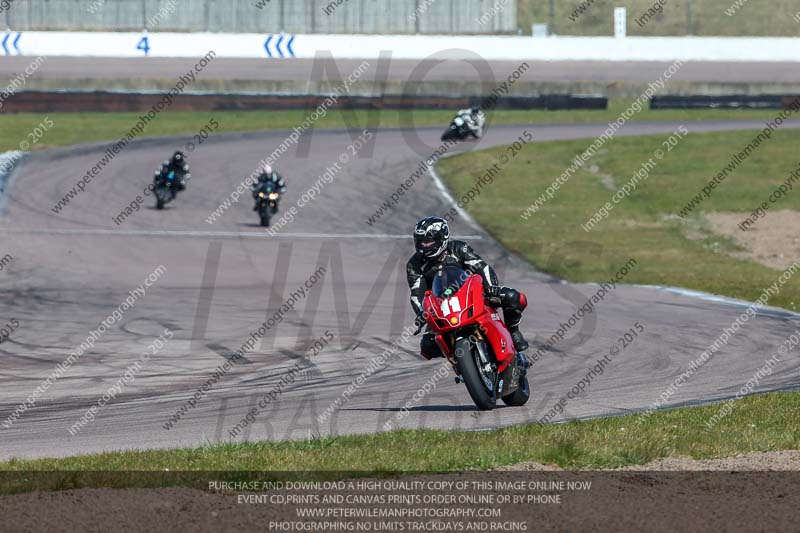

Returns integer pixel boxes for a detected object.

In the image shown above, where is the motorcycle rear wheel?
[454,337,496,410]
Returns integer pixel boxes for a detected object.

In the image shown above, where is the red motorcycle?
[422,265,530,410]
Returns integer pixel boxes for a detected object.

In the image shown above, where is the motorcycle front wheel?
[259,206,271,227]
[454,337,497,410]
[155,186,169,210]
[502,373,530,406]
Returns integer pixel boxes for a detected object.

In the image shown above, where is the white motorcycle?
[441,109,485,141]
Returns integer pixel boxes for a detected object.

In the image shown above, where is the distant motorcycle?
[420,264,530,410]
[153,169,188,210]
[441,110,485,141]
[254,182,281,227]
[441,115,473,142]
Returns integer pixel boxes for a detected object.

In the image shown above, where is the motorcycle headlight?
[268,193,279,200]
[454,117,464,126]
[258,192,266,198]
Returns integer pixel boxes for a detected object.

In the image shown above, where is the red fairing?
[422,274,517,373]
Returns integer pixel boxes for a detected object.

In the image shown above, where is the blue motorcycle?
[153,169,188,210]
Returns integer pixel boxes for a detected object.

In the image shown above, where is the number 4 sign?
[137,35,150,56]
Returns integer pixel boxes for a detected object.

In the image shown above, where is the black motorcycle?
[254,182,281,227]
[153,169,187,209]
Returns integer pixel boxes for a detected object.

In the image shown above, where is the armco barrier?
[0,91,608,114]
[7,32,800,62]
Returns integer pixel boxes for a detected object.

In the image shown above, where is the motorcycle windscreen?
[432,266,470,299]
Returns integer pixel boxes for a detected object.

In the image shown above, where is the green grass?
[517,0,800,36]
[1,103,779,153]
[438,127,800,311]
[0,391,798,493]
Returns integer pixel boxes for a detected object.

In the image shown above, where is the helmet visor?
[415,232,444,257]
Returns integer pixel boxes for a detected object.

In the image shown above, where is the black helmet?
[414,216,449,260]
[172,150,185,162]
[470,105,481,114]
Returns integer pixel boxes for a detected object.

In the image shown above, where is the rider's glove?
[485,285,502,299]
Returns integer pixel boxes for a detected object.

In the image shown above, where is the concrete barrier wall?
[1,0,517,34]
[4,32,800,62]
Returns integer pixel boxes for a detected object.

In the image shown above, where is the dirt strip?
[3,453,800,532]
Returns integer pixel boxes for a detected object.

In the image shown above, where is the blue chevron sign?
[2,32,22,56]
[264,34,296,58]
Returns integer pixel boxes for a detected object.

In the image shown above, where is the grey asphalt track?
[1,119,799,460]
[2,57,800,83]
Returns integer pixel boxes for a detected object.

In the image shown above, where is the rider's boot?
[502,297,529,352]
[509,326,529,352]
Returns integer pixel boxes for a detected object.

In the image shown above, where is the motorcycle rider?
[251,165,286,210]
[157,150,190,191]
[407,216,529,360]
[455,105,486,138]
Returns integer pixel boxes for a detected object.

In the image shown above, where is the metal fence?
[523,0,800,37]
[1,0,518,34]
